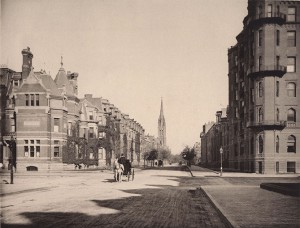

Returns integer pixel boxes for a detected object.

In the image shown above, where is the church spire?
[160,97,164,119]
[158,98,166,147]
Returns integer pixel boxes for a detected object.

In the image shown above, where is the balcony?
[247,120,286,130]
[247,65,286,78]
[248,12,286,28]
[286,122,296,128]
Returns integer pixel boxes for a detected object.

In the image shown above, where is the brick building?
[201,0,300,174]
[0,48,145,171]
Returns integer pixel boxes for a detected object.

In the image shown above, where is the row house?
[200,0,300,174]
[0,47,145,171]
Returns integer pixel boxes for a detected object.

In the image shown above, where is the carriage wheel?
[132,169,134,181]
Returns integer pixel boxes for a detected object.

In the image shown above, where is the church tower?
[158,98,166,147]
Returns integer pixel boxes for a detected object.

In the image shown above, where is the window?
[35,94,39,106]
[276,81,279,97]
[276,162,279,173]
[54,118,59,132]
[24,139,40,157]
[258,56,262,71]
[287,82,296,97]
[89,111,93,120]
[276,5,280,15]
[287,7,296,22]
[258,81,263,97]
[26,95,29,106]
[98,147,106,159]
[25,94,39,106]
[258,107,263,122]
[287,31,296,47]
[258,30,262,46]
[54,147,59,157]
[276,108,280,122]
[287,108,296,122]
[287,57,296,72]
[287,135,296,153]
[267,4,272,17]
[276,136,279,153]
[30,94,34,106]
[287,162,296,173]
[89,127,94,138]
[276,30,280,46]
[89,148,94,159]
[68,122,72,136]
[99,132,106,139]
[276,56,280,69]
[258,135,263,154]
[13,80,19,87]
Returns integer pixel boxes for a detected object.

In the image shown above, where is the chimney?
[21,47,33,79]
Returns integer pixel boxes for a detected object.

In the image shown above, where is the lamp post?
[220,147,223,177]
[8,136,15,184]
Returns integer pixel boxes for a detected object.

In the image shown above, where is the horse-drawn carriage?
[114,159,134,182]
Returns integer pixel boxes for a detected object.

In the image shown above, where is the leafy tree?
[147,149,158,167]
[181,146,196,167]
[157,148,171,166]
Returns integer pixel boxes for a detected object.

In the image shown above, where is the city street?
[1,166,300,227]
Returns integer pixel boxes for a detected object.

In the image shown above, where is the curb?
[199,187,240,228]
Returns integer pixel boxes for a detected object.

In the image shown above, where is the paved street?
[1,166,300,227]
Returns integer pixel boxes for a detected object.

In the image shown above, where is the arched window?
[287,135,296,153]
[287,108,296,122]
[276,136,279,153]
[287,82,296,97]
[276,108,280,122]
[258,107,264,122]
[259,135,264,154]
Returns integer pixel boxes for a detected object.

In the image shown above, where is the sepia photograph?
[1,0,299,227]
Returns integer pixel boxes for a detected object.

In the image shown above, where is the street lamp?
[220,147,223,177]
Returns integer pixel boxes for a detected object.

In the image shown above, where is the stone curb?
[200,187,240,228]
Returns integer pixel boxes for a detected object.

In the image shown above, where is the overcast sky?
[1,0,248,154]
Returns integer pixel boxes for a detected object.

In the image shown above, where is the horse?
[114,160,124,182]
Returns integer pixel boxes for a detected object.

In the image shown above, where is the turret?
[21,47,33,79]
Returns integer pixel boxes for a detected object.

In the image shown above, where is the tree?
[158,148,171,165]
[181,146,196,167]
[147,149,158,167]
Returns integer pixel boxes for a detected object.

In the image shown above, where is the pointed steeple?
[158,98,166,147]
[160,97,164,119]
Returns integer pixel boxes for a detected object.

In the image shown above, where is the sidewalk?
[202,184,300,227]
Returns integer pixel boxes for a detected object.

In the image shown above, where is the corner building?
[228,0,300,174]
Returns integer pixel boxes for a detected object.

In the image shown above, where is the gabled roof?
[37,73,62,97]
[79,98,100,121]
[17,69,47,93]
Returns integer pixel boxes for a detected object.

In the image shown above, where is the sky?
[1,0,248,154]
